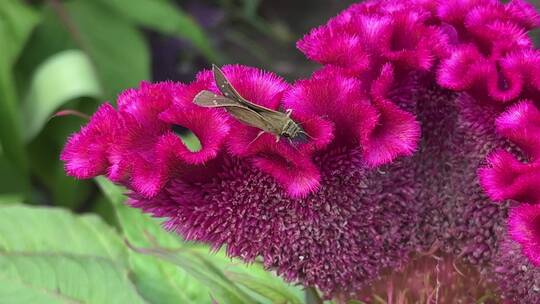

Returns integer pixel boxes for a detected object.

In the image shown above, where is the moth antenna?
[300,130,315,140]
[285,109,292,118]
[288,138,301,152]
[297,114,329,126]
[247,131,266,148]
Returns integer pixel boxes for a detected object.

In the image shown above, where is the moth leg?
[300,130,314,139]
[286,138,302,152]
[247,131,266,147]
[275,135,280,142]
[285,109,292,118]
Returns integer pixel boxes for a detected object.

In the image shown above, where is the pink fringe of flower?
[63,63,418,199]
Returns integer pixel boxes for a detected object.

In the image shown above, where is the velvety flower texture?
[62,0,540,300]
[297,0,540,301]
[508,204,540,266]
[63,64,420,296]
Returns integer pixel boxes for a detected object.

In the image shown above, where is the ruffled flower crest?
[297,0,449,76]
[190,65,336,197]
[479,100,540,204]
[63,66,342,198]
[508,204,540,265]
[63,62,423,297]
[128,68,420,296]
[62,82,232,198]
[436,0,540,102]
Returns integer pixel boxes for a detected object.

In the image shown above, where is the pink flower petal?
[252,151,322,198]
[479,150,540,203]
[159,107,230,165]
[298,3,445,75]
[61,103,120,178]
[364,64,420,166]
[283,68,378,147]
[508,204,540,266]
[496,100,540,160]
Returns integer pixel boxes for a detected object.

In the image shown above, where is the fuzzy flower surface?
[296,0,540,300]
[62,64,420,296]
[62,0,540,300]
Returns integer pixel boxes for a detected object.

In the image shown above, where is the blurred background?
[1,0,364,222]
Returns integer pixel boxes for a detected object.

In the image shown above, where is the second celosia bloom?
[297,0,540,300]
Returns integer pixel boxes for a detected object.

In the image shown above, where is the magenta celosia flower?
[407,88,511,266]
[63,0,540,300]
[507,204,540,265]
[63,64,420,297]
[297,0,449,77]
[491,236,540,303]
[479,100,540,203]
[296,0,540,299]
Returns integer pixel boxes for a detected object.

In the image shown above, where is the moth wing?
[212,65,281,113]
[193,90,241,108]
[193,90,274,133]
[226,107,275,133]
[212,65,246,101]
[253,110,289,124]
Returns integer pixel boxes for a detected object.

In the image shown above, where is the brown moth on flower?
[194,64,309,144]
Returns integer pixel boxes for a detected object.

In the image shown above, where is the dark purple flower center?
[133,146,418,297]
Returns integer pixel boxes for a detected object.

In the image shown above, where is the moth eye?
[283,133,291,138]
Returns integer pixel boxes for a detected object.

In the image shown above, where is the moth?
[193,64,309,144]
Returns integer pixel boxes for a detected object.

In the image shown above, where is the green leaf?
[0,0,40,65]
[0,195,23,205]
[224,266,304,304]
[22,50,102,141]
[14,6,77,95]
[241,0,262,18]
[127,244,259,304]
[65,0,150,100]
[0,205,144,303]
[0,155,27,200]
[26,100,100,209]
[0,0,40,184]
[96,0,219,62]
[189,246,304,304]
[0,254,146,304]
[305,287,324,304]
[96,177,215,303]
[0,205,126,262]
